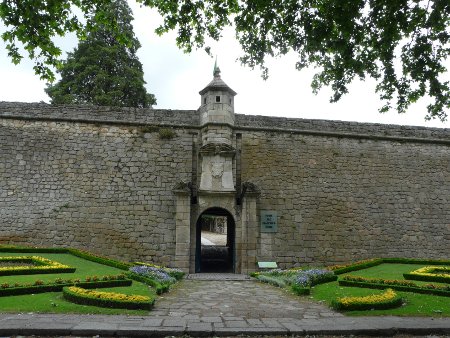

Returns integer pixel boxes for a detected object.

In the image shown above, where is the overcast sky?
[0,2,448,129]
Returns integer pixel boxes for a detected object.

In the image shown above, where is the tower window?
[203,97,206,104]
[215,96,221,103]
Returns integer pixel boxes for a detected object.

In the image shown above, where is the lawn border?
[330,258,450,275]
[63,286,154,310]
[0,278,133,297]
[339,280,450,297]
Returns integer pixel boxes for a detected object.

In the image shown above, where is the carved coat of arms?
[211,161,224,178]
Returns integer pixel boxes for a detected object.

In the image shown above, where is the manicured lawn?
[310,263,450,316]
[0,252,155,314]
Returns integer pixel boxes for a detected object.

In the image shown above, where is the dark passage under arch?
[195,207,235,273]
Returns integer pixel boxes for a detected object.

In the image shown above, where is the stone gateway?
[1,67,449,273]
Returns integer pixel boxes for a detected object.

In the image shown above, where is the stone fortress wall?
[1,101,449,268]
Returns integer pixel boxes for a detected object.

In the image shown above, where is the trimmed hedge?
[0,256,75,276]
[0,245,132,270]
[0,279,132,297]
[126,272,169,295]
[291,284,310,295]
[329,259,383,275]
[331,288,402,311]
[339,280,450,297]
[403,266,450,284]
[63,286,154,310]
[0,246,68,253]
[68,249,132,270]
[329,258,450,275]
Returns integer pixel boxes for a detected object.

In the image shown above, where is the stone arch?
[195,207,235,273]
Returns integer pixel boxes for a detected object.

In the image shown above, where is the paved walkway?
[0,275,449,337]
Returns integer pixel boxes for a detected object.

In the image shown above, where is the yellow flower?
[68,286,150,302]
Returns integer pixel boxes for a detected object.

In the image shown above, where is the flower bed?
[0,274,131,297]
[328,259,384,275]
[339,275,450,297]
[0,256,75,276]
[403,266,450,284]
[328,258,450,275]
[127,265,182,294]
[331,288,403,311]
[63,286,154,310]
[252,268,337,295]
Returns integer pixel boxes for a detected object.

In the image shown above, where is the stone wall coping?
[1,101,449,145]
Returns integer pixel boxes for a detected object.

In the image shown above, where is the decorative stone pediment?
[199,143,235,156]
[173,181,191,194]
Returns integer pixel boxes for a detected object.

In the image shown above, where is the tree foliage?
[44,0,155,107]
[1,0,448,119]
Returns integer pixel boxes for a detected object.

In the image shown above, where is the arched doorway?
[195,207,235,273]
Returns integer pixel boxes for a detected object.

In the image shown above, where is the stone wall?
[0,107,194,265]
[241,130,450,267]
[1,101,449,267]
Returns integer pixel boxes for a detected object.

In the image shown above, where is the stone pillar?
[240,191,259,273]
[173,186,191,272]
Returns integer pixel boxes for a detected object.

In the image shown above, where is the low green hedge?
[63,286,154,310]
[291,284,310,295]
[126,272,169,295]
[329,259,383,275]
[0,245,132,270]
[0,278,132,297]
[331,288,403,311]
[404,273,450,284]
[68,249,132,270]
[0,246,68,253]
[329,258,450,275]
[403,266,450,284]
[339,277,450,297]
[0,256,76,276]
[383,258,450,265]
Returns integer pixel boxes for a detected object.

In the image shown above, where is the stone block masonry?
[0,108,193,265]
[0,101,449,268]
[241,131,450,267]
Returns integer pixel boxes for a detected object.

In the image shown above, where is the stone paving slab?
[0,279,449,336]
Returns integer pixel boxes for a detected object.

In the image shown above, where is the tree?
[44,0,155,107]
[1,1,448,119]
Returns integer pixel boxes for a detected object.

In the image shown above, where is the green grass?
[310,263,450,317]
[0,252,154,315]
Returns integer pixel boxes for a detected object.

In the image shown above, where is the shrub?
[158,128,176,139]
[63,286,154,310]
[257,275,287,288]
[129,266,176,285]
[331,289,403,311]
[0,275,132,297]
[328,259,383,275]
[339,275,450,297]
[291,284,310,295]
[0,256,75,276]
[404,266,450,283]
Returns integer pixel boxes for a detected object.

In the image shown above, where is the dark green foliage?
[0,279,132,297]
[383,258,450,265]
[331,259,384,275]
[0,247,68,254]
[126,272,169,295]
[291,284,310,296]
[68,249,132,270]
[331,294,403,311]
[44,0,156,108]
[62,286,154,310]
[331,258,450,275]
[403,273,450,284]
[339,279,450,297]
[2,0,447,120]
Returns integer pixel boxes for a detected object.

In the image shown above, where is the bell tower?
[198,61,237,192]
